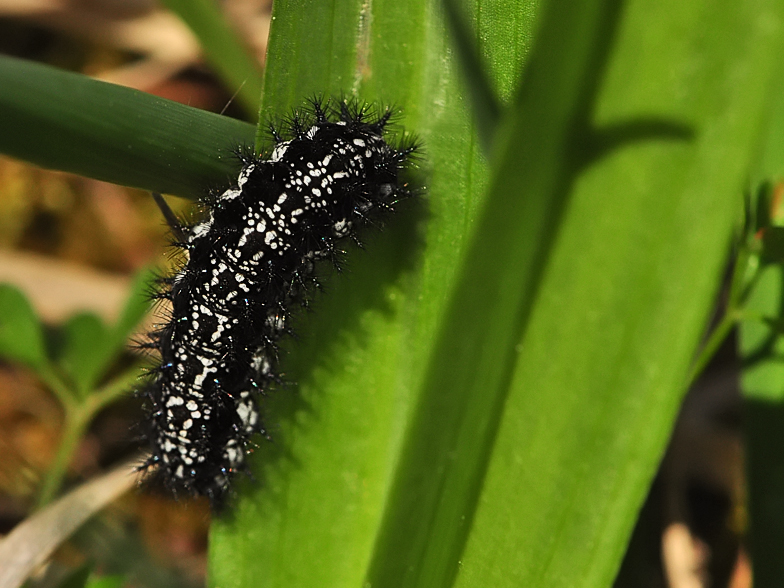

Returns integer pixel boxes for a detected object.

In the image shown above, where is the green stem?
[88,366,144,413]
[687,235,761,388]
[730,236,755,305]
[35,365,143,508]
[36,405,91,509]
[687,309,737,389]
[36,365,76,410]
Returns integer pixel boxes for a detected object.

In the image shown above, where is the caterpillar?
[140,98,418,505]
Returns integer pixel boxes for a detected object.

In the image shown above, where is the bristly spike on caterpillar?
[139,97,420,507]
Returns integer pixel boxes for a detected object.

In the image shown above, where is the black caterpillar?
[140,98,418,504]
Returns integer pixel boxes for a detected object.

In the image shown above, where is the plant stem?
[89,366,143,413]
[687,310,737,389]
[35,365,143,509]
[35,405,90,509]
[687,235,760,388]
[36,366,75,410]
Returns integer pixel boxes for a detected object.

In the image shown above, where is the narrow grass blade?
[0,55,255,199]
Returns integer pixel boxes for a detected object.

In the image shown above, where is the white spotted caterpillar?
[140,98,418,505]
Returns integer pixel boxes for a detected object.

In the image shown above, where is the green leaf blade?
[367,0,631,584]
[455,0,784,585]
[56,313,110,396]
[209,0,534,586]
[0,55,256,199]
[0,283,48,370]
[254,0,367,148]
[210,0,784,586]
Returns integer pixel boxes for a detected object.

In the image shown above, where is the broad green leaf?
[209,0,535,587]
[0,283,48,370]
[440,0,502,152]
[56,312,111,396]
[455,0,784,586]
[367,0,633,580]
[211,0,784,587]
[159,0,263,116]
[253,0,367,150]
[0,55,255,199]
